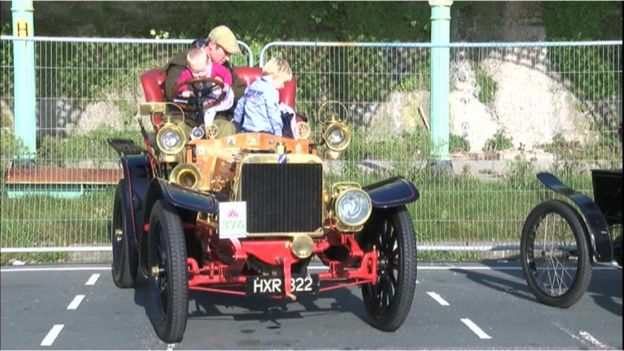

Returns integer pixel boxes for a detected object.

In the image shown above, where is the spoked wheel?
[520,200,592,308]
[147,200,188,343]
[111,180,138,288]
[360,205,417,331]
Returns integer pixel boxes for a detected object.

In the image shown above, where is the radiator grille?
[241,163,323,233]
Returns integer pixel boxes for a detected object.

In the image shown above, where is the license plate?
[246,274,319,295]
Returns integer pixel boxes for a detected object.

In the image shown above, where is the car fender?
[143,178,220,226]
[119,154,152,249]
[537,172,613,262]
[363,176,420,209]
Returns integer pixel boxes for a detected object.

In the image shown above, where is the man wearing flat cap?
[164,25,246,135]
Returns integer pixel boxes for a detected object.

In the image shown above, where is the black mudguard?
[363,176,420,209]
[537,172,613,262]
[107,138,152,250]
[143,178,220,225]
[119,154,152,249]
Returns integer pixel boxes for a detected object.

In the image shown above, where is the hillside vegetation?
[0,2,621,42]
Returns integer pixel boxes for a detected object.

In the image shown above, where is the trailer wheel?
[521,200,592,307]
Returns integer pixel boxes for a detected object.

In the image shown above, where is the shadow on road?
[450,259,622,316]
[130,269,369,331]
[186,287,368,327]
[449,261,537,303]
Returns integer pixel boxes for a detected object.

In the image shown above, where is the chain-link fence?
[261,40,622,254]
[1,37,621,264]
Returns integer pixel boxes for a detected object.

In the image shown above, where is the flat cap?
[208,25,241,55]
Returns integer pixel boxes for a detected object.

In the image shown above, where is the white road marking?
[461,318,492,339]
[579,331,610,349]
[167,343,176,350]
[553,323,609,349]
[66,294,85,310]
[85,273,100,286]
[40,324,64,346]
[555,322,584,343]
[426,291,450,306]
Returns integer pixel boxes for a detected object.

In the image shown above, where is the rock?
[366,90,428,140]
[72,101,125,135]
[36,97,77,138]
[10,259,26,266]
[449,91,499,152]
[481,58,595,150]
[357,159,395,174]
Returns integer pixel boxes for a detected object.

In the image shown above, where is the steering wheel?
[171,77,226,112]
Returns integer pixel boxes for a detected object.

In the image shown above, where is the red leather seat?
[141,69,167,103]
[140,67,296,109]
[233,67,297,109]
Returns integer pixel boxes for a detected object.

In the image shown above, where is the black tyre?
[520,200,592,308]
[147,200,188,343]
[111,180,138,288]
[360,205,417,331]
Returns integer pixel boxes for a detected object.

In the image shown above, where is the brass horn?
[169,163,202,190]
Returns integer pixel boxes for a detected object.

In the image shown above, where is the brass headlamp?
[322,116,351,152]
[156,121,191,163]
[330,182,372,232]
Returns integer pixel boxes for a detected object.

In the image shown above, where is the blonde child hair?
[262,58,292,83]
[186,48,208,72]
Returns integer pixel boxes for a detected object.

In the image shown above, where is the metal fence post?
[429,0,452,168]
[11,0,36,164]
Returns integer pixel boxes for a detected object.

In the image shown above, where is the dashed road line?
[66,294,85,310]
[555,322,584,343]
[426,291,450,306]
[553,323,609,349]
[579,331,610,349]
[41,324,64,346]
[461,318,492,339]
[85,273,100,286]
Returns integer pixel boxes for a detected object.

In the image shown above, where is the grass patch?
[472,61,498,105]
[540,132,622,166]
[0,167,596,264]
[37,128,142,166]
[483,129,513,152]
[0,189,114,265]
[418,250,483,262]
[450,134,470,153]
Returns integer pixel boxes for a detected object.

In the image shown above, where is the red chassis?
[183,232,378,299]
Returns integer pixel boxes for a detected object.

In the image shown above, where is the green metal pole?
[429,0,452,169]
[11,0,36,163]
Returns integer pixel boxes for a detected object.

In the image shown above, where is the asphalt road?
[1,261,621,350]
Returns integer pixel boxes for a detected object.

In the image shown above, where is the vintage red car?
[107,67,420,342]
